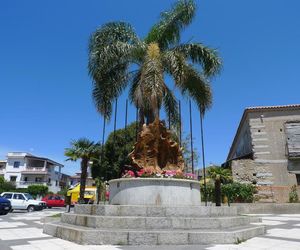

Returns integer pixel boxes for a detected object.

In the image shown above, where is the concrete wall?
[4,156,26,182]
[228,118,252,160]
[248,110,299,187]
[233,203,300,214]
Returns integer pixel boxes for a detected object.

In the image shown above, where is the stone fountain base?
[109,178,201,206]
[43,204,265,245]
[43,178,265,245]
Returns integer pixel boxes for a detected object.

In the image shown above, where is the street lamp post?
[200,108,207,206]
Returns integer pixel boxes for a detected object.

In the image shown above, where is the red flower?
[137,169,145,176]
[127,170,135,177]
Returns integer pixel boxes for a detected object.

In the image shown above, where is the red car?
[42,195,65,208]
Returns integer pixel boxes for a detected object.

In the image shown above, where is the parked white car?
[0,192,46,212]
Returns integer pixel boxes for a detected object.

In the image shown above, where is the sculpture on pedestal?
[129,118,184,175]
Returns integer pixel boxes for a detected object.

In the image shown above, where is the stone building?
[225,104,300,202]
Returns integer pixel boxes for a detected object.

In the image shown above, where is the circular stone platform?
[109,178,201,206]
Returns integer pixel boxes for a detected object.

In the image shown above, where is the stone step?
[74,204,238,217]
[61,213,253,230]
[43,221,265,245]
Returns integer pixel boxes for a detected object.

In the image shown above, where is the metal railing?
[18,181,52,186]
[23,167,47,172]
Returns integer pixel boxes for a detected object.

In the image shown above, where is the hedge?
[201,182,256,204]
[27,185,48,198]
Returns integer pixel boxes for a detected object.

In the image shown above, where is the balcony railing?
[24,167,46,171]
[17,181,52,186]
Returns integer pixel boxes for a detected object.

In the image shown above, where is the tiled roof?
[245,104,300,111]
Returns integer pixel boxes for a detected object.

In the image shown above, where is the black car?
[0,196,11,215]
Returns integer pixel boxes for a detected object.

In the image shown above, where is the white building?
[2,152,64,193]
[70,164,95,187]
[0,160,6,177]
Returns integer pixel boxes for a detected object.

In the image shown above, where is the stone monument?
[43,120,265,245]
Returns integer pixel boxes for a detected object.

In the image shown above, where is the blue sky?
[1,0,300,175]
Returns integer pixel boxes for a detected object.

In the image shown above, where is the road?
[0,209,300,250]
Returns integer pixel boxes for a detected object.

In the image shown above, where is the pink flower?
[127,170,135,177]
[184,173,197,179]
[164,170,177,176]
[137,169,145,177]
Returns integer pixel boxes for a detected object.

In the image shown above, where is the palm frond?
[180,66,212,113]
[64,138,101,161]
[173,43,221,76]
[88,22,142,118]
[163,86,179,126]
[145,0,196,49]
[92,64,135,118]
[163,51,212,113]
[88,22,139,50]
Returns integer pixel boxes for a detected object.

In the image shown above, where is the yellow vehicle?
[66,184,96,205]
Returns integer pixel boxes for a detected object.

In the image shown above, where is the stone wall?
[229,109,300,203]
[231,159,300,202]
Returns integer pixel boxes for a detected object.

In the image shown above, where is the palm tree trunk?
[79,158,88,204]
[215,179,221,207]
[145,107,159,125]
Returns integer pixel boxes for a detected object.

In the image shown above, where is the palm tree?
[65,138,100,203]
[207,166,232,206]
[88,0,221,125]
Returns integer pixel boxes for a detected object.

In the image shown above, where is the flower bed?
[122,169,197,180]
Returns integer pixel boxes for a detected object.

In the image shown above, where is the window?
[24,193,33,200]
[24,177,28,182]
[296,174,300,186]
[13,161,20,168]
[13,194,25,200]
[2,193,12,199]
[285,122,300,158]
[10,176,17,182]
[48,178,51,183]
[55,180,58,186]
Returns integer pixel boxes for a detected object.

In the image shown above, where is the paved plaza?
[0,209,300,250]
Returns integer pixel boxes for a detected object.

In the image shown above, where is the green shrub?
[200,183,215,202]
[201,181,256,204]
[15,188,28,193]
[27,185,48,198]
[222,182,256,204]
[0,176,16,193]
[289,185,299,203]
[57,187,69,197]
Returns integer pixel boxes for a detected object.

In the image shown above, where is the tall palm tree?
[65,138,100,203]
[88,0,221,125]
[207,166,232,206]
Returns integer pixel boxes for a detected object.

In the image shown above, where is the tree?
[0,176,16,193]
[207,166,232,206]
[181,134,199,171]
[88,0,221,126]
[27,185,48,198]
[92,122,137,180]
[65,138,100,203]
